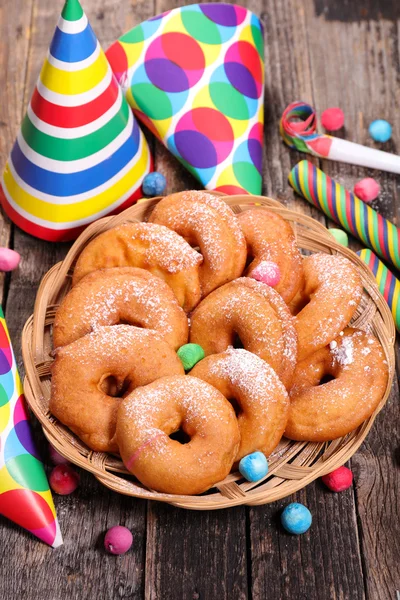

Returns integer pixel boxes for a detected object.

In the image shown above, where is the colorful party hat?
[106,3,264,195]
[0,308,62,547]
[0,0,151,242]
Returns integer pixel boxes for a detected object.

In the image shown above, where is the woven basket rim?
[21,194,396,509]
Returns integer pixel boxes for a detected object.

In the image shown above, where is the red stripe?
[30,79,119,129]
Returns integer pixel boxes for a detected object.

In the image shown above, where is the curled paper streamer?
[106,3,264,195]
[0,0,152,242]
[357,249,400,333]
[289,160,400,272]
[281,101,400,174]
[0,307,62,547]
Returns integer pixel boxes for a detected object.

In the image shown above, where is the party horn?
[357,249,400,333]
[281,101,400,174]
[289,160,400,271]
[0,307,62,547]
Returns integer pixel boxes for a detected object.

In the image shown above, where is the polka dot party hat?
[106,3,264,195]
[0,0,152,242]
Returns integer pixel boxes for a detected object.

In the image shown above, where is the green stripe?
[62,0,84,21]
[370,210,383,257]
[21,101,129,161]
[388,220,400,265]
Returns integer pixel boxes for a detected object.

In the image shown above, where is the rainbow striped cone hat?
[0,0,151,242]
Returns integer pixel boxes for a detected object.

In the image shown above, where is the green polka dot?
[131,83,173,120]
[0,383,9,408]
[209,82,249,120]
[182,11,221,44]
[177,344,205,371]
[120,25,144,44]
[251,25,264,59]
[6,454,49,492]
[233,162,262,195]
[329,228,349,247]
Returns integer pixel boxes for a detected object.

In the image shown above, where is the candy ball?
[239,452,269,482]
[321,107,345,131]
[104,526,133,555]
[329,228,349,247]
[49,464,80,495]
[321,465,353,492]
[249,260,281,287]
[0,248,21,272]
[177,343,205,371]
[281,502,312,534]
[142,172,166,197]
[354,178,380,203]
[369,119,392,143]
[49,444,70,466]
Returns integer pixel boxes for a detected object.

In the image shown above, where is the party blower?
[0,308,62,547]
[280,101,400,174]
[106,3,264,195]
[0,0,151,242]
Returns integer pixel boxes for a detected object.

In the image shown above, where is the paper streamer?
[0,0,152,242]
[281,101,400,174]
[0,307,62,547]
[106,3,264,195]
[357,249,400,333]
[289,160,400,272]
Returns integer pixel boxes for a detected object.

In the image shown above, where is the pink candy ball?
[49,464,80,495]
[0,248,20,272]
[49,444,70,466]
[321,107,345,131]
[321,466,353,492]
[354,178,380,203]
[249,261,281,287]
[104,526,133,555]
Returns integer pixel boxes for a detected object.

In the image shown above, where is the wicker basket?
[21,195,396,510]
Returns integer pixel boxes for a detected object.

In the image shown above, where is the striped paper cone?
[0,0,152,242]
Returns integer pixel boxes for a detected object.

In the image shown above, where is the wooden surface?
[0,1,399,599]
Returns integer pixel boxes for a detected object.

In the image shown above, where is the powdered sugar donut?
[116,375,240,495]
[53,267,188,350]
[72,222,203,312]
[285,328,388,441]
[191,348,289,461]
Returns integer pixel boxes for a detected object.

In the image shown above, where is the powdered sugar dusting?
[331,336,354,366]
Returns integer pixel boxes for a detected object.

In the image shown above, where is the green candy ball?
[329,228,349,247]
[177,343,205,371]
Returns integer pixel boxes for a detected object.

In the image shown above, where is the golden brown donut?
[285,328,388,442]
[292,253,362,361]
[237,208,304,303]
[53,267,188,350]
[149,191,246,297]
[115,375,240,495]
[191,348,289,461]
[50,326,184,453]
[72,222,203,312]
[190,278,297,388]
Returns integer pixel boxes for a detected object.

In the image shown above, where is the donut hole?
[227,396,243,417]
[319,373,335,385]
[169,429,191,445]
[232,332,245,349]
[98,374,130,398]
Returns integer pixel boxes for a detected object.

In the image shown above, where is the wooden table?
[1,1,399,598]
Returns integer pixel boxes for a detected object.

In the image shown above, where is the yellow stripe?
[2,143,149,223]
[40,52,109,95]
[375,259,384,283]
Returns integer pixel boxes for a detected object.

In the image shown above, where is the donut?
[237,208,304,303]
[50,326,184,453]
[292,253,362,361]
[53,267,188,350]
[149,191,247,297]
[191,348,289,461]
[190,277,297,388]
[285,328,388,441]
[72,222,203,312]
[115,375,240,495]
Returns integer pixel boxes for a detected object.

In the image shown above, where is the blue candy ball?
[142,172,167,197]
[368,119,392,143]
[281,502,312,534]
[239,452,268,482]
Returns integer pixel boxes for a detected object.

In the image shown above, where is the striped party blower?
[0,0,152,242]
[289,160,400,272]
[357,249,400,333]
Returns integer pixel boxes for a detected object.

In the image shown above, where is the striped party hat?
[0,0,152,242]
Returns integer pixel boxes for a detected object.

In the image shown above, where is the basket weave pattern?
[22,196,396,509]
